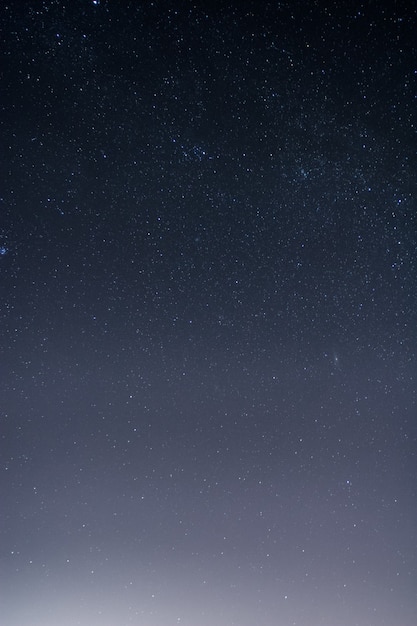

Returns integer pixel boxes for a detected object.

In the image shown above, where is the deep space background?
[1,1,417,625]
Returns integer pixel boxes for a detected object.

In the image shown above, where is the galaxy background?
[1,1,416,625]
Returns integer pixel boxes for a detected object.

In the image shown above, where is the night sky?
[1,1,417,625]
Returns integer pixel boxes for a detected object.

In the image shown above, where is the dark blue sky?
[1,1,416,624]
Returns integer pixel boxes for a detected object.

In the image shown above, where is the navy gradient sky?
[1,1,416,625]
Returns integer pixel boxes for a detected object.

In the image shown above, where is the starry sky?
[1,1,416,625]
